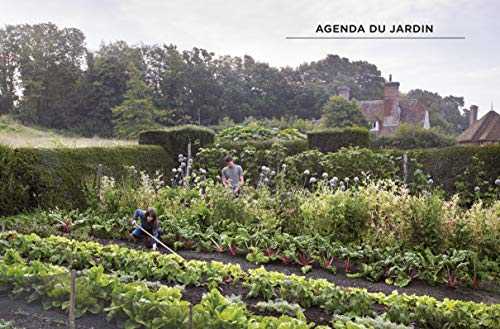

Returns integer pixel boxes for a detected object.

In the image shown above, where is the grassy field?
[0,115,135,148]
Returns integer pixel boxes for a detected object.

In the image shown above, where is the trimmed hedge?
[405,144,500,195]
[307,127,370,153]
[373,125,456,149]
[0,145,174,216]
[139,125,215,157]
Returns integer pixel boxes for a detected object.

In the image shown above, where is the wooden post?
[96,164,103,196]
[189,303,193,329]
[403,153,408,184]
[186,141,192,181]
[69,270,76,329]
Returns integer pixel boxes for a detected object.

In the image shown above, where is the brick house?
[337,76,430,136]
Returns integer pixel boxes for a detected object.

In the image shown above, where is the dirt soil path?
[0,293,122,329]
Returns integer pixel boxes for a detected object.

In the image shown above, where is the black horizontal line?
[286,36,466,40]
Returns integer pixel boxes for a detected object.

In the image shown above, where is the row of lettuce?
[1,232,499,329]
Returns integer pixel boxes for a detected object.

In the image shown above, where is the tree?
[77,42,144,136]
[112,64,161,138]
[320,96,367,128]
[406,89,467,134]
[0,25,20,115]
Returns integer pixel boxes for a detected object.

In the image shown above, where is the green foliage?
[0,145,174,215]
[307,127,370,153]
[139,125,215,157]
[216,124,306,144]
[284,147,398,185]
[112,64,162,138]
[320,96,368,128]
[406,89,467,134]
[405,144,500,198]
[373,124,456,149]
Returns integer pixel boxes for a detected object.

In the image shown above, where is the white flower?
[329,178,337,186]
[261,165,268,172]
[180,162,186,168]
[309,177,317,184]
[495,179,500,186]
[270,171,276,176]
[428,178,434,185]
[282,164,287,169]
[474,186,481,192]
[304,170,310,175]
[172,168,177,173]
[200,168,207,174]
[263,178,270,184]
[344,177,350,182]
[354,177,359,183]
[322,172,328,179]
[332,177,338,183]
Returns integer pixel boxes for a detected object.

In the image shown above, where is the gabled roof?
[457,111,500,143]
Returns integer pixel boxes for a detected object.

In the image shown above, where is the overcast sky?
[1,0,499,116]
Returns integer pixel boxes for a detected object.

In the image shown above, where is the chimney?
[469,105,478,127]
[384,77,400,117]
[337,85,351,100]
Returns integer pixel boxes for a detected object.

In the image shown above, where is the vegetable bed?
[1,232,499,329]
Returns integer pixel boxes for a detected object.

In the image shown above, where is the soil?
[98,238,500,304]
[0,292,122,329]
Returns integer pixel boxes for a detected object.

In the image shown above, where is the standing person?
[221,155,244,195]
[130,207,161,250]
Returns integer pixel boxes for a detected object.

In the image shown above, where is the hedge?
[405,144,500,195]
[373,125,456,149]
[307,127,370,153]
[139,125,215,157]
[0,145,174,216]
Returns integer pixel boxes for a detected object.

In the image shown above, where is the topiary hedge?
[307,127,370,153]
[0,145,174,216]
[139,125,215,157]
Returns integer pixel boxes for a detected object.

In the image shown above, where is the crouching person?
[130,207,161,250]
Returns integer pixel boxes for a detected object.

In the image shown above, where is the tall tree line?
[0,23,466,137]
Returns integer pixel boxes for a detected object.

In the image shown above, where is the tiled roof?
[457,111,500,143]
[400,99,426,124]
[358,98,426,124]
[359,100,384,121]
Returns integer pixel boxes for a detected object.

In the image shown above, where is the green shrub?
[284,147,398,185]
[405,144,500,197]
[139,125,215,156]
[373,124,456,149]
[307,127,370,153]
[196,140,307,185]
[0,145,174,215]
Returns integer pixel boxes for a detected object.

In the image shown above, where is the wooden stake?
[69,270,76,329]
[189,303,193,329]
